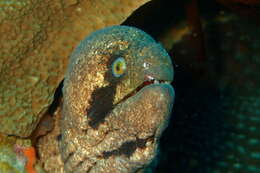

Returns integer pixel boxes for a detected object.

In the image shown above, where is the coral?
[0,134,30,173]
[20,147,37,173]
[0,134,46,172]
[0,0,151,137]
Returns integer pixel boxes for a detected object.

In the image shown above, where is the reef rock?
[0,0,151,137]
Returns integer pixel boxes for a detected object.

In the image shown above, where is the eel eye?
[112,57,126,77]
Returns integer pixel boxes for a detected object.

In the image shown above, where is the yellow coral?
[0,162,21,173]
[0,0,151,137]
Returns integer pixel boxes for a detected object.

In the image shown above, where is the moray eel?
[60,26,174,173]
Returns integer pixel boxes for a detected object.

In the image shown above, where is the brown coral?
[0,0,151,137]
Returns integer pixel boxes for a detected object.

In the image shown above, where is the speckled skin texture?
[0,0,151,137]
[38,107,64,173]
[61,26,174,173]
[38,26,174,172]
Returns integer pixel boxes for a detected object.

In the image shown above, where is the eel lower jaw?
[116,77,171,105]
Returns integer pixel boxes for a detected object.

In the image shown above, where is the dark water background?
[124,0,260,172]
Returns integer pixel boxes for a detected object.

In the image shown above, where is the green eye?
[112,57,126,77]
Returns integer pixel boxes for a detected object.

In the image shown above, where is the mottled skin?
[58,26,174,173]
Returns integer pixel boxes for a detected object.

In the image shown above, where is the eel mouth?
[117,75,171,105]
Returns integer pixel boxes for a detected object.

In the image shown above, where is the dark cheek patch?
[86,84,117,128]
[102,138,147,158]
[86,55,122,129]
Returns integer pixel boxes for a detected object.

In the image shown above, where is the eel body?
[38,26,175,173]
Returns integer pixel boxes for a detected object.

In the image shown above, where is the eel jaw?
[116,75,171,105]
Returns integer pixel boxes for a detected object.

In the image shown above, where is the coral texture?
[0,134,30,173]
[0,0,151,137]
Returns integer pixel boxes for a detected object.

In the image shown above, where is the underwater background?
[123,0,260,172]
[0,0,259,172]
